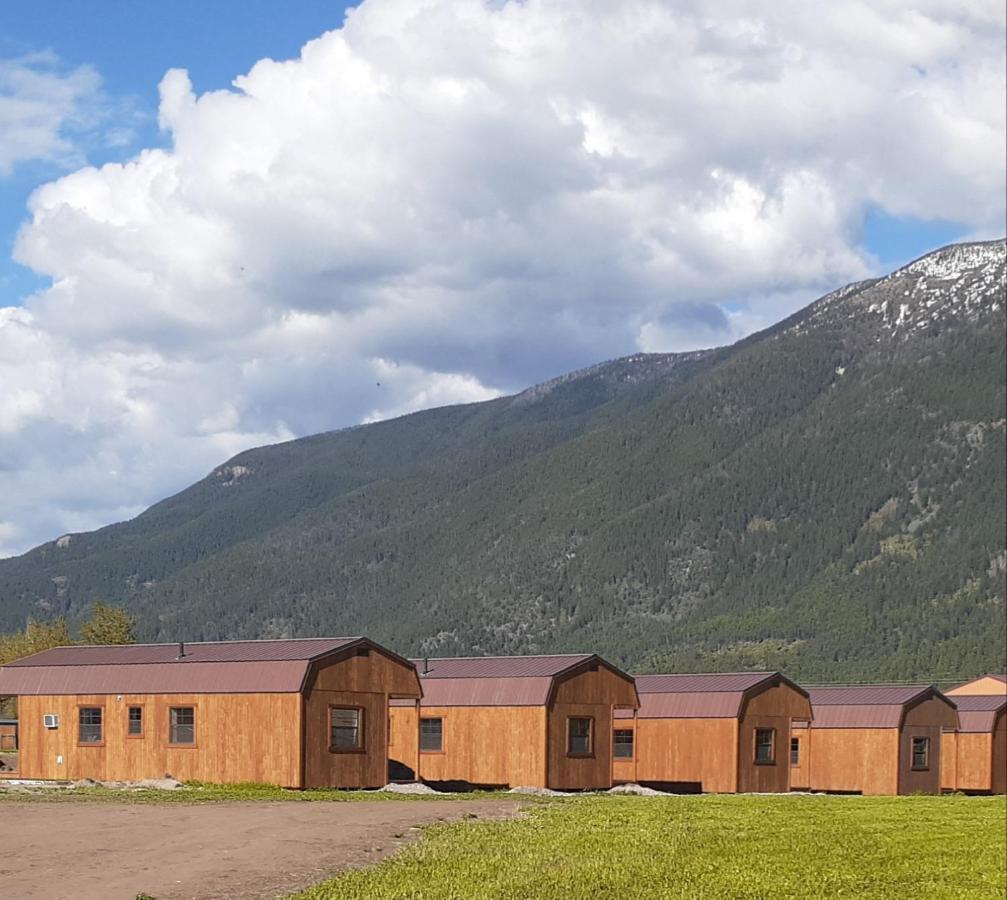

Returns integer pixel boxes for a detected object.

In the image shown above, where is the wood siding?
[546,664,637,790]
[17,693,301,785]
[897,697,956,795]
[612,720,636,784]
[737,683,811,793]
[789,731,809,789]
[392,705,548,787]
[806,728,899,795]
[941,712,1006,794]
[633,718,738,792]
[302,648,422,789]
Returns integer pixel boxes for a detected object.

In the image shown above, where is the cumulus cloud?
[1,0,1005,555]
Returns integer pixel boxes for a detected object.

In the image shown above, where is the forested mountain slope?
[1,240,1004,680]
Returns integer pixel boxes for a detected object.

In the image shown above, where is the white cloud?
[1,0,1004,555]
[0,52,104,175]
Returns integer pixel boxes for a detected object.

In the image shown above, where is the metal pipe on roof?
[176,641,186,660]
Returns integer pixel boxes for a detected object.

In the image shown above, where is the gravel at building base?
[607,783,667,796]
[380,781,441,794]
[506,786,572,797]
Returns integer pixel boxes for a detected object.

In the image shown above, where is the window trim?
[754,727,776,765]
[419,716,444,755]
[168,705,198,749]
[77,704,105,748]
[613,728,635,760]
[329,705,366,754]
[789,736,800,766]
[910,736,930,771]
[126,704,145,739]
[566,716,595,758]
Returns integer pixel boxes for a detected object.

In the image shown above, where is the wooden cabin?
[946,674,1007,697]
[388,654,638,790]
[798,685,958,795]
[0,637,421,788]
[612,672,812,793]
[941,695,1006,795]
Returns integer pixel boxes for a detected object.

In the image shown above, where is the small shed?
[388,654,638,790]
[946,674,1007,697]
[800,685,958,795]
[613,672,812,793]
[0,718,16,751]
[0,637,421,788]
[941,695,1006,795]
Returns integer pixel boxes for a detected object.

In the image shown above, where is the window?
[790,736,800,766]
[420,717,443,752]
[330,707,363,751]
[567,717,593,756]
[755,728,776,764]
[169,707,195,745]
[127,706,144,737]
[613,729,634,759]
[911,737,930,771]
[78,707,103,744]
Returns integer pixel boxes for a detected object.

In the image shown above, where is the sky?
[0,0,1004,557]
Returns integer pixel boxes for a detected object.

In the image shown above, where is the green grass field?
[294,794,1007,899]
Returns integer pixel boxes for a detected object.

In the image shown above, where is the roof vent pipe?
[423,656,429,675]
[176,641,186,660]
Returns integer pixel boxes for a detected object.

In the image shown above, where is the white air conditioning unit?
[43,714,59,729]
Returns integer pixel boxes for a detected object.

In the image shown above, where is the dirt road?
[0,798,523,899]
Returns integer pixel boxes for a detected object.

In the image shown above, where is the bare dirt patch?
[0,798,524,899]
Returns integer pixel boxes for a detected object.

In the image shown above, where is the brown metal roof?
[0,637,420,696]
[807,685,954,729]
[408,654,636,708]
[953,695,1007,733]
[624,672,805,719]
[412,655,595,679]
[6,638,360,667]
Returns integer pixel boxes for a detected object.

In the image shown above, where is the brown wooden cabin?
[940,695,1006,795]
[796,685,958,795]
[612,672,812,793]
[388,654,638,790]
[946,674,1007,697]
[0,637,421,787]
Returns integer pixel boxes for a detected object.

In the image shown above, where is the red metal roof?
[0,637,420,696]
[807,685,953,729]
[413,655,595,679]
[624,672,802,719]
[6,638,359,667]
[408,654,635,708]
[953,695,1007,733]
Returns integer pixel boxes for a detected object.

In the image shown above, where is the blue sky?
[0,0,1002,556]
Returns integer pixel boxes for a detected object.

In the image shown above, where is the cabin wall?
[737,683,810,793]
[789,729,809,789]
[633,718,738,792]
[388,704,420,781]
[16,693,301,785]
[993,714,1007,795]
[940,730,958,791]
[302,649,420,789]
[898,697,956,795]
[948,733,993,792]
[405,706,547,788]
[807,728,899,795]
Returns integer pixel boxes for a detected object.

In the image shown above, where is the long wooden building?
[0,637,421,788]
[941,694,1006,795]
[794,685,958,795]
[612,672,812,793]
[388,654,638,790]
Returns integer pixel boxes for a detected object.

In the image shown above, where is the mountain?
[1,240,1004,680]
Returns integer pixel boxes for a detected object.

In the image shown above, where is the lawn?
[294,793,1007,899]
